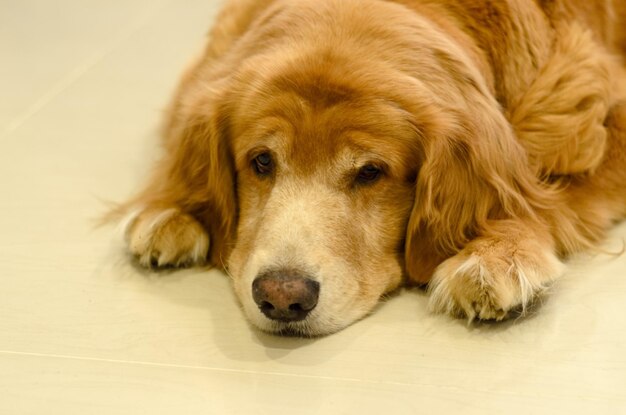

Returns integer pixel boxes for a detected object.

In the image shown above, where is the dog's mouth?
[237,262,372,336]
[247,275,335,336]
[259,320,319,337]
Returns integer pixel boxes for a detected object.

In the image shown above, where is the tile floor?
[1,1,626,413]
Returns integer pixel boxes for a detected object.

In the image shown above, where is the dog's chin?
[259,321,320,338]
[248,315,341,338]
[244,308,357,337]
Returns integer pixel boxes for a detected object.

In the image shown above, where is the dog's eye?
[253,152,273,176]
[356,164,381,184]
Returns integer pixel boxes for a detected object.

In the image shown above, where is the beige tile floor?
[2,1,626,413]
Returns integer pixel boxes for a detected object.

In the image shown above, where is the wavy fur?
[114,0,626,334]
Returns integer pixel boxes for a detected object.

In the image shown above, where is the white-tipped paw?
[428,239,564,321]
[123,207,209,268]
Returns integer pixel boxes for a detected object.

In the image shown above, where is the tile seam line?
[1,349,623,402]
[0,0,174,139]
[0,350,626,402]
[0,349,420,388]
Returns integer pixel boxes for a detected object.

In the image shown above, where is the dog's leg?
[429,102,626,321]
[118,37,237,270]
[122,205,209,268]
[428,219,563,321]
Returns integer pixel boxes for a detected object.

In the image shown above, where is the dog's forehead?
[233,93,419,178]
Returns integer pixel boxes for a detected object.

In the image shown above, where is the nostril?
[288,303,304,312]
[260,301,275,312]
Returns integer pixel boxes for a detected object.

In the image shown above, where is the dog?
[117,0,626,336]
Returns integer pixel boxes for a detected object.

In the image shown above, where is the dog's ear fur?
[126,80,237,267]
[509,23,615,176]
[404,103,549,284]
[167,88,236,266]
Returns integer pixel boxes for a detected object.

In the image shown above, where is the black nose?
[252,271,320,322]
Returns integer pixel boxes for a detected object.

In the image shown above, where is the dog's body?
[120,0,626,335]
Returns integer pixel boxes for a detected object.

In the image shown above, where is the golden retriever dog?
[118,0,626,336]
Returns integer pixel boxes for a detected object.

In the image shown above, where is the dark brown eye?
[253,152,273,176]
[356,164,382,184]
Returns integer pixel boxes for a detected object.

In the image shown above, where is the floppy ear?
[404,106,545,284]
[133,83,237,267]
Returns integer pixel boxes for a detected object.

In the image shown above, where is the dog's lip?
[255,314,318,337]
[274,326,314,337]
[259,323,312,337]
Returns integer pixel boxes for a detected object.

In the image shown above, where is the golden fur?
[117,0,626,335]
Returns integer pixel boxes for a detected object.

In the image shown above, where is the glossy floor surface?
[2,1,626,413]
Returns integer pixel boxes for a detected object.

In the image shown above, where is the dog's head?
[170,0,539,335]
[226,56,424,335]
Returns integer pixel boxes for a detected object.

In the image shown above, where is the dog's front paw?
[427,236,564,321]
[123,207,209,268]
